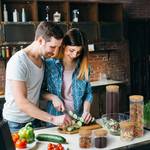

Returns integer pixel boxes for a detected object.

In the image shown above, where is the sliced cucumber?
[73,114,78,120]
[77,121,83,127]
[79,117,84,123]
[66,126,75,132]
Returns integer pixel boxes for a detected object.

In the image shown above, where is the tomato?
[48,143,56,150]
[12,132,19,144]
[15,139,27,149]
[48,143,64,150]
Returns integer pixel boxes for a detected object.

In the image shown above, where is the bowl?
[101,113,129,136]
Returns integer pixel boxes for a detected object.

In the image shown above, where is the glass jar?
[94,129,108,148]
[106,85,119,114]
[79,129,92,148]
[120,120,134,141]
[129,95,144,137]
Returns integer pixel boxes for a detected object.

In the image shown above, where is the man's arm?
[42,92,65,112]
[11,80,67,125]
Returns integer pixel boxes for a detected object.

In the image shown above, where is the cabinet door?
[2,23,35,42]
[100,22,123,41]
[98,3,123,42]
[90,87,103,119]
[70,22,99,44]
[128,20,150,100]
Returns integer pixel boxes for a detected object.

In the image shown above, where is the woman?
[42,28,93,126]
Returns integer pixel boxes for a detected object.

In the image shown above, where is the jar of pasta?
[79,129,92,148]
[94,129,108,148]
[120,120,134,141]
[129,95,144,137]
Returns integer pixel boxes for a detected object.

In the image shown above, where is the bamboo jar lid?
[94,129,108,137]
[129,95,144,102]
[106,85,119,93]
[79,129,92,137]
[120,120,134,129]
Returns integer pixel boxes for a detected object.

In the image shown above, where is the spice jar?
[120,120,134,141]
[129,95,144,137]
[106,85,119,114]
[79,129,92,148]
[94,129,108,148]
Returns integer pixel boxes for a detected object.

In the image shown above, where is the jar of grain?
[129,95,144,137]
[120,120,134,141]
[79,129,92,148]
[94,129,108,148]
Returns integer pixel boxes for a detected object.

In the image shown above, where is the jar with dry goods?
[120,120,134,141]
[94,129,108,148]
[106,85,119,114]
[79,129,92,148]
[129,95,144,137]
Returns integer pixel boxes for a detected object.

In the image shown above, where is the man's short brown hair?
[35,21,64,41]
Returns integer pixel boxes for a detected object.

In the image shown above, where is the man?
[3,21,70,132]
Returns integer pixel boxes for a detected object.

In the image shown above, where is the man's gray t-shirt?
[3,50,44,123]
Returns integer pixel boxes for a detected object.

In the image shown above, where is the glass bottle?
[3,4,8,22]
[94,129,108,148]
[129,95,144,137]
[45,6,50,21]
[53,11,61,22]
[120,120,134,141]
[106,85,119,114]
[22,8,26,22]
[79,129,92,148]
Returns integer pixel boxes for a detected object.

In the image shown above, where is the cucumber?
[77,121,83,127]
[36,133,68,144]
[66,126,75,132]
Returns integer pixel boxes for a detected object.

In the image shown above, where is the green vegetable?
[66,126,75,132]
[144,101,150,127]
[68,110,95,125]
[36,134,67,144]
[18,122,35,143]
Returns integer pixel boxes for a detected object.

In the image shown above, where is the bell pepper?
[18,122,35,143]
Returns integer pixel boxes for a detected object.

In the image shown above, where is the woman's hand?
[51,95,65,112]
[82,111,92,124]
[52,114,72,126]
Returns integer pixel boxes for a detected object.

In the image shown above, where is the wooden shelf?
[0,0,125,44]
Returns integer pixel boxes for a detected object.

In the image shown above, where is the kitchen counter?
[0,80,124,99]
[33,121,150,150]
[90,80,124,87]
[0,95,4,99]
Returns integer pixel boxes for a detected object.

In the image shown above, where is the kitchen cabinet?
[128,19,150,100]
[0,0,124,45]
[0,97,5,120]
[0,0,126,69]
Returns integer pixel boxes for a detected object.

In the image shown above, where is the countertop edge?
[91,80,125,87]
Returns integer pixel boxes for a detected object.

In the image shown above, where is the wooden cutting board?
[58,123,102,134]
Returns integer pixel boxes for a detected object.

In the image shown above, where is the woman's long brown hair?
[57,28,89,80]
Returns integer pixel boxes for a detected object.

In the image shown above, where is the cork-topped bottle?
[79,129,92,148]
[94,129,108,148]
[106,85,119,114]
[129,95,144,137]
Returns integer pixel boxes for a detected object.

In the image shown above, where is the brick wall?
[0,41,130,93]
[89,41,130,82]
[126,0,150,18]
